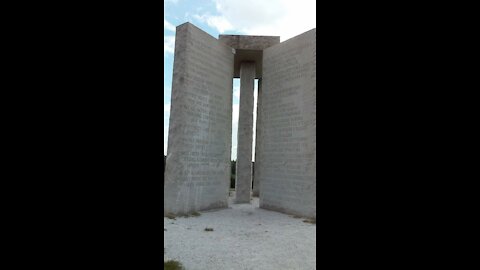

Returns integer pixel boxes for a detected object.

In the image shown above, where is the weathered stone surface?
[235,62,255,203]
[257,28,316,218]
[218,35,280,50]
[164,23,234,215]
[219,35,280,78]
[165,22,316,218]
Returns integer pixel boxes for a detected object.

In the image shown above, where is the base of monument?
[230,190,254,204]
[164,201,228,217]
[164,197,316,270]
[260,203,316,220]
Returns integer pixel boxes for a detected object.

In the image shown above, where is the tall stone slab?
[235,62,255,203]
[164,23,234,215]
[258,29,316,218]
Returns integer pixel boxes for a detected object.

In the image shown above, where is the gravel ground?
[164,194,316,270]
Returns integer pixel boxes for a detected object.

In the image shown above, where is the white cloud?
[206,16,233,33]
[197,0,316,41]
[164,19,176,31]
[164,35,175,55]
[164,104,171,113]
[233,85,240,100]
[231,104,239,160]
[252,81,258,161]
[194,14,234,33]
[232,104,239,126]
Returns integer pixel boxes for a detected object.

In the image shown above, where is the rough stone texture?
[219,35,280,78]
[252,78,262,197]
[164,23,234,215]
[257,28,316,218]
[218,35,280,50]
[235,62,255,203]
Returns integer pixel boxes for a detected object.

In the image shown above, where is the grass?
[190,211,201,217]
[165,211,201,219]
[165,212,176,220]
[303,218,316,224]
[164,260,184,270]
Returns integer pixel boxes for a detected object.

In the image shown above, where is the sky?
[164,0,316,160]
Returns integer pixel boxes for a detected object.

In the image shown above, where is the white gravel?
[164,194,316,270]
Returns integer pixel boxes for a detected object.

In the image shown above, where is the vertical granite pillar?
[164,23,234,215]
[235,62,255,203]
[252,78,262,197]
[258,28,316,219]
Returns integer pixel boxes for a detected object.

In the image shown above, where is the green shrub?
[164,260,183,270]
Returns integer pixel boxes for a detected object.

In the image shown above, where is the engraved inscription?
[258,29,316,218]
[165,23,234,215]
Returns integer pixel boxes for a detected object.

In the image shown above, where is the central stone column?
[235,62,255,203]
